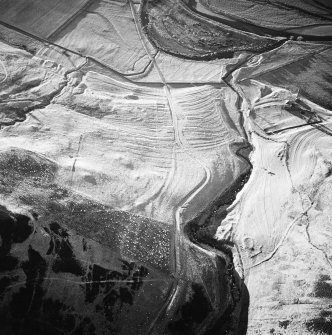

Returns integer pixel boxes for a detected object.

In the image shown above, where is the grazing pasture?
[0,0,89,38]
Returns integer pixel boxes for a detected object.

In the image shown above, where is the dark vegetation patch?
[313,280,332,298]
[306,317,332,334]
[202,261,249,335]
[43,298,76,333]
[168,271,246,335]
[10,246,47,319]
[82,238,88,251]
[83,175,97,185]
[279,320,291,329]
[125,95,139,100]
[0,206,34,308]
[320,311,332,318]
[44,222,84,276]
[0,206,33,272]
[0,203,154,334]
[71,317,96,335]
[0,255,18,272]
[43,199,171,273]
[49,221,69,238]
[0,147,170,273]
[168,283,212,334]
[87,260,149,325]
[0,276,13,296]
[204,305,235,335]
[320,274,331,281]
[178,143,252,334]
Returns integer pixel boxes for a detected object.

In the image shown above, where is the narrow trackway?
[0,19,153,79]
[1,2,251,331]
[224,45,332,273]
[128,1,220,333]
[130,2,262,334]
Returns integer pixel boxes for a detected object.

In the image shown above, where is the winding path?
[128,1,222,333]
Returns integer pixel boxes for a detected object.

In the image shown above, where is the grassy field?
[51,0,156,74]
[0,0,88,38]
[201,0,332,30]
